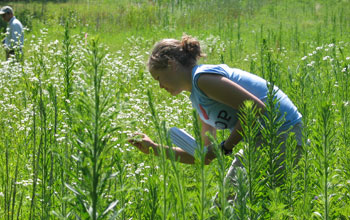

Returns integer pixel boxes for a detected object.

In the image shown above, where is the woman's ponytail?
[148,34,206,70]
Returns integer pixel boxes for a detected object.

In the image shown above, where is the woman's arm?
[129,133,198,164]
[197,74,266,151]
[129,128,217,165]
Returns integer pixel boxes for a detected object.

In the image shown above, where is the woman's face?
[149,66,183,96]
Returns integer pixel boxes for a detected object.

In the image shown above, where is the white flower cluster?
[300,42,350,69]
[202,34,226,56]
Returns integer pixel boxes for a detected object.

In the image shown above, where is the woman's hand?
[128,133,158,154]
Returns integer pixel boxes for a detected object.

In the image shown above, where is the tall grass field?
[1,0,350,219]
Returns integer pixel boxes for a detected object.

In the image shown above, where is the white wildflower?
[135,168,142,175]
[307,61,315,67]
[57,137,65,142]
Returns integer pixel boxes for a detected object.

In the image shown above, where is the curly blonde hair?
[148,35,206,70]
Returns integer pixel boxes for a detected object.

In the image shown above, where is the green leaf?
[102,199,119,216]
[313,211,323,218]
[65,183,82,196]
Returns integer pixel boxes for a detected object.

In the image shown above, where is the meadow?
[0,0,350,219]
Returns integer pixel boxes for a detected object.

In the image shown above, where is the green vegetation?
[0,0,350,219]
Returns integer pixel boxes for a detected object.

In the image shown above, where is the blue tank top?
[189,64,302,131]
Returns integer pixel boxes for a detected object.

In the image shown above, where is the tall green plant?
[237,100,265,219]
[164,128,186,220]
[147,90,168,220]
[260,50,285,191]
[283,132,298,211]
[313,103,336,220]
[66,39,121,219]
[234,167,248,220]
[292,61,313,219]
[57,20,76,219]
[208,134,230,219]
[192,111,210,220]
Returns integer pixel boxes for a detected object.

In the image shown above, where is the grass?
[0,0,350,219]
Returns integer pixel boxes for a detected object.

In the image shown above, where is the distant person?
[0,6,24,60]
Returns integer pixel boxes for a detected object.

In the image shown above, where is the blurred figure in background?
[0,6,24,60]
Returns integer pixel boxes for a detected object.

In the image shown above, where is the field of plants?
[1,0,350,219]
